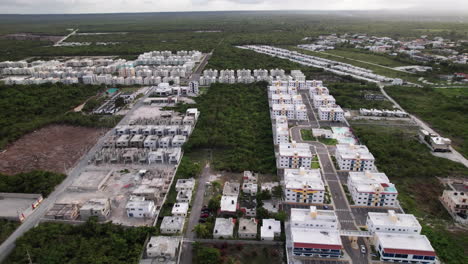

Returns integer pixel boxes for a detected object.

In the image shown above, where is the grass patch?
[185,82,276,174]
[386,86,468,157]
[193,242,284,264]
[317,137,338,145]
[325,48,409,67]
[300,129,314,141]
[352,124,468,264]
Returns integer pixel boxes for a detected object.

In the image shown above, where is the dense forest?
[0,220,19,244]
[4,220,152,264]
[0,83,118,149]
[352,125,468,264]
[184,82,276,174]
[386,86,468,157]
[0,170,66,197]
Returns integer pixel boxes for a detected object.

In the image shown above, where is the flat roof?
[291,228,342,249]
[238,218,258,234]
[313,94,335,101]
[0,197,36,218]
[336,144,375,160]
[172,203,189,214]
[376,232,435,256]
[223,182,240,196]
[291,207,338,224]
[279,143,312,158]
[214,218,235,236]
[349,171,397,194]
[284,168,324,191]
[368,211,421,229]
[272,104,294,111]
[161,216,185,229]
[220,195,238,212]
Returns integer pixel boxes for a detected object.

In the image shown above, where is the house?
[220,195,238,215]
[260,218,281,240]
[312,128,333,139]
[213,218,235,239]
[130,134,145,148]
[335,144,375,171]
[172,202,189,217]
[291,228,343,258]
[125,196,156,218]
[223,182,240,196]
[290,206,339,229]
[238,218,258,239]
[160,216,185,234]
[347,171,398,207]
[176,189,192,203]
[116,135,131,148]
[146,236,181,259]
[239,197,257,217]
[175,178,195,192]
[277,142,313,169]
[440,190,468,218]
[366,210,421,234]
[171,135,187,147]
[242,171,258,196]
[80,198,111,221]
[284,167,325,204]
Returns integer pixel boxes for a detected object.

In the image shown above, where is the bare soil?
[0,125,107,175]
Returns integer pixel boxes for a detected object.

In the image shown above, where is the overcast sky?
[1,0,467,14]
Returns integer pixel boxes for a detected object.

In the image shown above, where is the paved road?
[378,84,468,167]
[54,29,78,46]
[188,51,213,83]
[289,94,370,264]
[179,163,212,264]
[0,89,153,263]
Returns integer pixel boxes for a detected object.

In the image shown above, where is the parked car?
[198,218,207,223]
[360,245,366,254]
[200,213,209,218]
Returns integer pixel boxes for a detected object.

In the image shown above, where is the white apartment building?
[268,86,288,98]
[271,93,292,104]
[273,116,289,145]
[318,104,345,122]
[284,168,325,204]
[366,210,421,234]
[278,142,313,169]
[172,202,189,217]
[290,206,339,230]
[309,86,329,97]
[294,104,308,120]
[374,232,436,263]
[312,94,336,108]
[125,196,156,218]
[291,228,343,258]
[271,103,295,119]
[440,190,468,217]
[335,144,375,171]
[175,178,195,192]
[347,171,398,207]
[160,216,185,234]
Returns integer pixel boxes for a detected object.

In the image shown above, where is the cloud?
[0,0,467,14]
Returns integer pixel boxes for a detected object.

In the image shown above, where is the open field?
[351,124,468,264]
[0,125,106,175]
[328,82,395,109]
[385,86,468,157]
[324,48,410,67]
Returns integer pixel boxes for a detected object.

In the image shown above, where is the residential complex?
[284,168,325,204]
[335,144,375,171]
[318,104,345,122]
[347,171,398,207]
[277,142,313,169]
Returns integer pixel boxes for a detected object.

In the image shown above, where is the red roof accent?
[381,183,389,188]
[294,243,342,250]
[384,248,436,257]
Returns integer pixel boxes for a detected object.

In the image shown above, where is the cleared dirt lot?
[0,125,107,175]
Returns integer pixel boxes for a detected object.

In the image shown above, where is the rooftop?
[223,182,240,196]
[238,218,258,234]
[291,228,342,249]
[291,206,338,225]
[336,144,375,161]
[220,195,238,213]
[172,202,189,215]
[279,142,312,158]
[214,218,235,237]
[349,171,397,194]
[376,232,435,256]
[161,216,185,230]
[261,218,281,238]
[146,236,180,257]
[284,168,324,191]
[368,210,421,229]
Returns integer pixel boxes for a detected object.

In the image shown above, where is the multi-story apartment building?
[335,144,375,171]
[284,168,325,204]
[309,86,329,97]
[347,171,398,207]
[366,210,421,234]
[318,104,345,122]
[290,206,339,230]
[271,103,295,119]
[278,142,313,169]
[373,232,436,263]
[273,116,289,145]
[291,228,343,259]
[312,94,336,108]
[271,93,292,104]
[294,104,308,120]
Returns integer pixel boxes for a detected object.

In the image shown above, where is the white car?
[360,245,366,254]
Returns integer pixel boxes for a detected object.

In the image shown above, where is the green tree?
[272,185,283,198]
[114,97,126,108]
[208,195,221,212]
[194,224,210,239]
[196,246,221,264]
[256,207,270,220]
